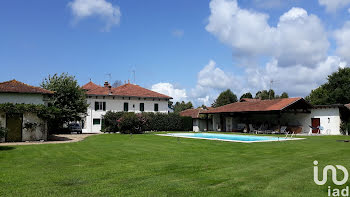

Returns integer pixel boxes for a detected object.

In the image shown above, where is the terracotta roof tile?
[0,80,53,94]
[202,97,307,114]
[85,83,172,99]
[82,81,101,91]
[179,108,207,118]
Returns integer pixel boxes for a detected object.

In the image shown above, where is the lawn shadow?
[48,135,73,142]
[0,146,15,151]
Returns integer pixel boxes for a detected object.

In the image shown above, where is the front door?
[6,113,23,142]
[311,118,320,134]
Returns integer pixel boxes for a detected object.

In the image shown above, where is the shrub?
[117,113,148,134]
[102,111,192,134]
[102,111,126,132]
[340,121,350,135]
[0,126,8,139]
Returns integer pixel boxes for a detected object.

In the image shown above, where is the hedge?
[102,111,192,133]
[0,103,60,120]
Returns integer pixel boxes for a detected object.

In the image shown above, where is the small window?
[124,103,129,112]
[140,103,145,112]
[154,103,159,112]
[93,119,101,125]
[95,102,106,111]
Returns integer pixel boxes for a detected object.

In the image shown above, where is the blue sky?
[1,0,350,106]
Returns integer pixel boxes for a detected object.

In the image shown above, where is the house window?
[124,103,129,112]
[154,103,159,112]
[140,103,145,112]
[95,102,106,111]
[93,119,101,125]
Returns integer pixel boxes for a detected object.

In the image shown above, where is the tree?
[306,68,350,105]
[255,90,269,100]
[41,73,89,131]
[212,89,237,107]
[112,80,123,88]
[240,92,253,100]
[254,89,286,100]
[280,92,289,98]
[173,101,193,113]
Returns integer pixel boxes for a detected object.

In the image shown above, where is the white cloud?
[318,0,350,12]
[68,0,121,31]
[206,0,329,67]
[190,60,241,106]
[247,57,346,96]
[334,21,350,62]
[197,60,237,89]
[151,83,187,103]
[172,29,184,38]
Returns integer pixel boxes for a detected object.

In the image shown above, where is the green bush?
[102,111,192,133]
[102,111,126,132]
[340,121,350,135]
[117,113,148,134]
[0,126,8,139]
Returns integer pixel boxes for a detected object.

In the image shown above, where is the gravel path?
[0,134,100,146]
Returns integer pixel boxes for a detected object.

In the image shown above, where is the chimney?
[128,79,130,84]
[108,85,112,95]
[104,81,109,87]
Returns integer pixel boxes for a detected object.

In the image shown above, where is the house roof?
[201,97,309,114]
[0,80,53,94]
[179,108,208,119]
[85,82,172,99]
[82,81,101,91]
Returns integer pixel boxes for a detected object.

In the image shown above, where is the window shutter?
[103,102,106,111]
[95,102,98,111]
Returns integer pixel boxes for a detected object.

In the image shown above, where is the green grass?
[1,133,350,197]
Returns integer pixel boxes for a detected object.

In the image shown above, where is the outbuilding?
[200,98,350,135]
[0,80,53,142]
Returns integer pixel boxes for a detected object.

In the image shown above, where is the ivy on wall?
[0,103,60,120]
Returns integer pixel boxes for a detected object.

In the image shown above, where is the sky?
[1,0,350,106]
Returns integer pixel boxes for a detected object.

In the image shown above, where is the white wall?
[280,108,341,135]
[83,96,169,133]
[0,93,45,105]
[22,112,47,141]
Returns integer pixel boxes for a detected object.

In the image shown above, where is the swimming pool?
[157,133,304,143]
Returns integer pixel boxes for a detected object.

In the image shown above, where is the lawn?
[0,133,350,197]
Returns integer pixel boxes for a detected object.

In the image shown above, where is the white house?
[200,98,350,135]
[81,81,172,133]
[0,80,53,141]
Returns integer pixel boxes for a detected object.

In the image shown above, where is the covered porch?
[201,98,313,134]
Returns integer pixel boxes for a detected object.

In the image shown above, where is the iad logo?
[314,160,349,197]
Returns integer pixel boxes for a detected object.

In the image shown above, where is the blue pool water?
[159,133,296,143]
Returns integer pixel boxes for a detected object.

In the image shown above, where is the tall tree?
[112,80,123,88]
[306,68,350,105]
[240,92,253,100]
[212,89,237,107]
[41,73,89,130]
[173,101,193,113]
